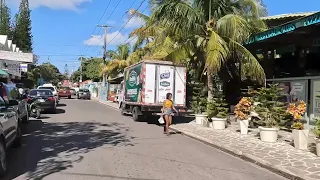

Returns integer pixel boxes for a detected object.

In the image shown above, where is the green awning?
[0,69,9,77]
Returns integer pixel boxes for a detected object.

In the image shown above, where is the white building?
[0,35,33,80]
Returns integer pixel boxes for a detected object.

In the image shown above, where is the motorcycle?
[27,97,42,119]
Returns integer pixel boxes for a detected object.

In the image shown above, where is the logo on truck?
[160,70,170,79]
[128,70,137,87]
[160,81,170,87]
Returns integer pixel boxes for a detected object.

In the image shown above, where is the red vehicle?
[58,87,72,99]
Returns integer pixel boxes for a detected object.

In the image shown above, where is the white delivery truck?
[118,60,187,121]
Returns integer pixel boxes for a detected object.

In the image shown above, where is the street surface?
[4,99,287,180]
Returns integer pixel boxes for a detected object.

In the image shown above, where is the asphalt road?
[4,98,287,180]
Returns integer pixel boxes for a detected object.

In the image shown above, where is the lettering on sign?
[160,81,170,87]
[160,70,170,79]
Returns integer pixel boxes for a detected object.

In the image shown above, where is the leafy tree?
[71,57,104,82]
[101,44,131,78]
[0,1,13,38]
[134,0,267,100]
[27,63,65,87]
[13,0,33,52]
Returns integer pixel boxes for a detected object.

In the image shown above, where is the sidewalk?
[170,121,320,180]
[90,97,318,179]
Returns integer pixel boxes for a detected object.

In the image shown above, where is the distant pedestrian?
[162,93,178,135]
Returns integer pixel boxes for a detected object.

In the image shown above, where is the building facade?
[0,35,33,81]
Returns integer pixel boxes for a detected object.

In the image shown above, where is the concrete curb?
[91,98,120,111]
[169,126,307,180]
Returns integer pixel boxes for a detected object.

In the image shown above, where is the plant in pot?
[313,118,320,156]
[207,93,229,130]
[190,82,208,125]
[287,100,308,150]
[250,84,288,143]
[234,97,253,134]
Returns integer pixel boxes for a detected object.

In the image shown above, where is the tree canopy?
[28,63,66,87]
[71,57,104,82]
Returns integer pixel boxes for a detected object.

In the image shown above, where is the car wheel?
[12,126,22,148]
[68,95,71,99]
[0,139,7,177]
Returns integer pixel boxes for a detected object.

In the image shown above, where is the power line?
[85,0,123,53]
[94,0,147,55]
[81,0,112,54]
[92,0,139,54]
[105,0,147,47]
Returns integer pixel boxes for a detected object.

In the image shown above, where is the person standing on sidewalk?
[162,93,178,135]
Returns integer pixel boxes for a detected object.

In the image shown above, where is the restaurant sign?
[245,12,320,44]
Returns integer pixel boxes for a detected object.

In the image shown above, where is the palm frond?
[206,31,229,73]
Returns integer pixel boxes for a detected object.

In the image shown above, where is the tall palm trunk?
[207,68,213,101]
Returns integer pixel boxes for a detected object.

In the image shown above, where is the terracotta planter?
[211,117,227,130]
[292,129,309,150]
[194,114,207,125]
[259,126,279,143]
[239,119,249,134]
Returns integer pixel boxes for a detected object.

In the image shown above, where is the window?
[30,90,53,96]
[61,87,70,90]
[39,87,55,91]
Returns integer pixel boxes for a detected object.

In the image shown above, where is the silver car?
[77,89,91,100]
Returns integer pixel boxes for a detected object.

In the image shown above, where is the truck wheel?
[132,107,140,122]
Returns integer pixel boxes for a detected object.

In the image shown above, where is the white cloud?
[10,0,91,11]
[124,16,145,29]
[83,31,127,46]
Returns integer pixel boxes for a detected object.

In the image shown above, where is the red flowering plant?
[286,101,307,130]
[234,97,254,120]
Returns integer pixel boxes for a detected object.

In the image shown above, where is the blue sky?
[7,0,320,73]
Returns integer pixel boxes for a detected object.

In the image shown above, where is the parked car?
[0,83,29,123]
[77,89,91,99]
[58,87,72,99]
[0,96,22,176]
[70,88,76,95]
[37,85,59,104]
[27,89,57,113]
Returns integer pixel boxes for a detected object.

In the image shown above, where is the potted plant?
[313,118,320,156]
[190,82,207,125]
[234,97,253,134]
[207,93,229,130]
[287,100,308,150]
[250,84,288,143]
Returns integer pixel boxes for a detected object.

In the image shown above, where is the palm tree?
[100,44,131,78]
[148,0,267,99]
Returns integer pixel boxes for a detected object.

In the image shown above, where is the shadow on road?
[56,103,67,107]
[44,108,66,114]
[4,120,134,180]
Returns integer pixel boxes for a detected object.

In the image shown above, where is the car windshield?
[79,89,89,92]
[61,87,70,90]
[39,87,55,91]
[30,90,53,96]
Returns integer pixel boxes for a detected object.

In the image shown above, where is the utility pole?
[97,24,112,85]
[79,55,83,83]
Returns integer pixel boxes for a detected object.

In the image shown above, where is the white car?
[37,84,59,103]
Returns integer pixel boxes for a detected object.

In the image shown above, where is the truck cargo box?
[122,60,186,108]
